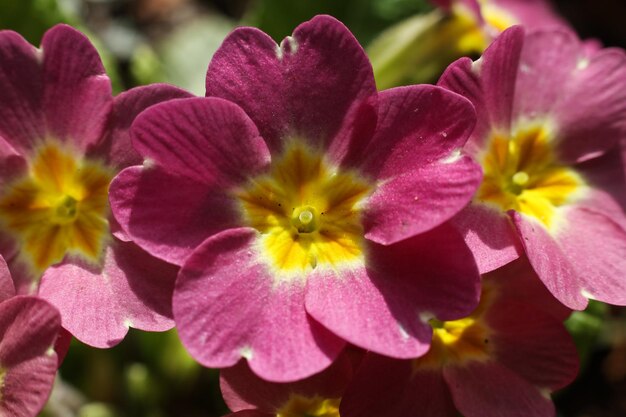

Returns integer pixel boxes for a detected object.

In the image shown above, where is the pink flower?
[0,256,62,417]
[0,25,192,347]
[438,26,626,309]
[110,15,482,381]
[340,258,579,417]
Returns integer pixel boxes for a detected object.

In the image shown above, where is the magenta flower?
[220,349,358,417]
[438,26,626,309]
[340,258,579,417]
[0,25,192,347]
[0,256,62,417]
[110,15,482,381]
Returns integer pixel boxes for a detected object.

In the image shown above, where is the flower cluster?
[0,0,625,415]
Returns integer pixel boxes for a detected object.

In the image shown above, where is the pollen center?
[0,142,113,272]
[413,285,496,371]
[236,141,371,275]
[277,394,340,417]
[476,125,585,228]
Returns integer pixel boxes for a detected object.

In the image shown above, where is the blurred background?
[1,0,626,416]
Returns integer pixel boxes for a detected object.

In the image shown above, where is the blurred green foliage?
[0,0,74,44]
[245,0,433,45]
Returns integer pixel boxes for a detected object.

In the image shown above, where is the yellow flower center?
[277,395,341,417]
[413,285,495,370]
[236,141,371,278]
[0,142,113,273]
[450,0,517,54]
[476,125,585,229]
[414,316,491,370]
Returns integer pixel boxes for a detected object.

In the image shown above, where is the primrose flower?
[110,15,482,381]
[438,26,626,309]
[368,0,567,89]
[220,349,358,417]
[0,25,191,347]
[340,258,579,417]
[0,256,62,417]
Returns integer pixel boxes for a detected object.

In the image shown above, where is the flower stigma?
[0,142,114,273]
[236,141,371,276]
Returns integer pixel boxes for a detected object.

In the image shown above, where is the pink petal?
[225,412,273,417]
[41,24,112,151]
[513,29,578,121]
[341,354,457,417]
[553,46,626,163]
[109,166,241,265]
[95,83,193,169]
[439,26,524,155]
[438,58,490,157]
[511,212,587,310]
[363,155,481,245]
[1,355,58,417]
[221,351,352,412]
[205,15,377,159]
[131,97,270,186]
[452,203,522,274]
[0,296,60,417]
[174,228,345,382]
[445,362,555,417]
[486,299,578,391]
[353,85,477,179]
[0,255,16,302]
[0,296,60,366]
[552,206,626,306]
[576,149,626,217]
[492,0,568,28]
[0,30,44,153]
[487,256,571,321]
[306,224,480,358]
[38,240,177,348]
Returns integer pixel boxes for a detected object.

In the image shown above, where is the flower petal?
[221,352,352,413]
[486,299,578,391]
[306,224,480,358]
[452,203,522,274]
[552,206,626,306]
[109,166,241,265]
[0,296,59,417]
[513,29,578,122]
[511,212,587,310]
[553,47,626,163]
[0,255,15,302]
[95,83,193,169]
[41,24,112,151]
[205,15,377,159]
[174,228,345,382]
[445,361,555,417]
[0,30,44,153]
[487,256,571,320]
[439,26,524,154]
[353,85,476,179]
[131,97,270,186]
[363,155,481,245]
[341,354,457,417]
[38,240,177,347]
